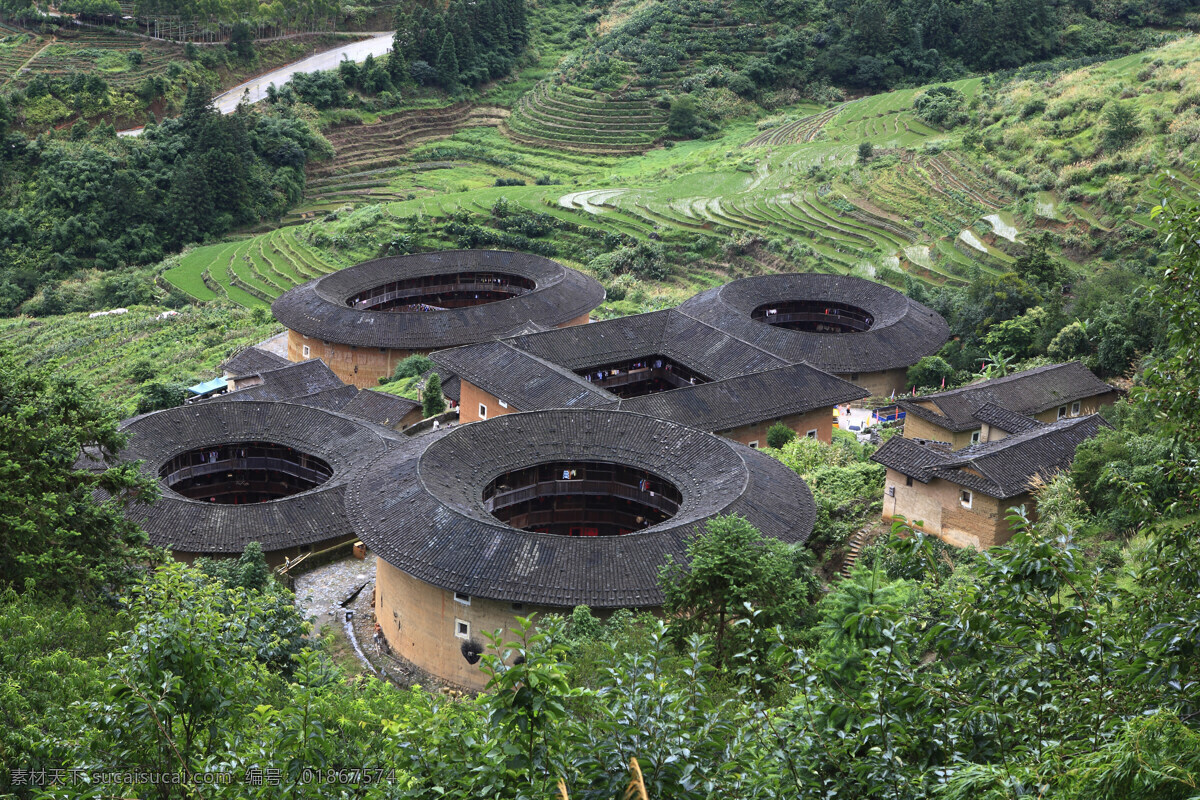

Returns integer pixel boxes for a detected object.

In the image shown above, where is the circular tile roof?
[271,250,606,350]
[117,401,397,555]
[677,273,949,373]
[347,409,815,608]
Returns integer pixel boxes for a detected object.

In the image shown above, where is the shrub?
[766,422,797,449]
[914,85,968,128]
[423,372,446,418]
[136,382,189,414]
[386,354,434,383]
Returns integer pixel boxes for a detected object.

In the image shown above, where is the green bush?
[766,422,797,449]
[385,354,434,384]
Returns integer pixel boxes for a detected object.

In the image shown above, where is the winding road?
[118,31,393,136]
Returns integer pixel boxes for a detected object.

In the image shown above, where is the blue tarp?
[187,377,228,397]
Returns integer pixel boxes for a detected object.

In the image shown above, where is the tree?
[907,355,957,390]
[436,33,460,90]
[1014,232,1066,292]
[136,381,189,414]
[1144,179,1200,440]
[227,20,254,60]
[914,84,968,127]
[1102,101,1140,151]
[385,353,434,384]
[197,541,271,593]
[659,515,818,668]
[0,358,160,599]
[667,95,711,139]
[858,141,874,160]
[766,422,797,449]
[423,372,447,417]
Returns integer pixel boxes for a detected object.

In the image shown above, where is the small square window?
[302,345,310,358]
[511,602,524,611]
[498,399,508,408]
[478,403,488,420]
[905,475,913,487]
[455,619,470,639]
[1058,406,1067,420]
[1071,401,1081,416]
[850,373,860,381]
[960,490,972,509]
[748,441,759,449]
[970,430,980,444]
[454,592,470,606]
[379,348,387,353]
[806,429,818,439]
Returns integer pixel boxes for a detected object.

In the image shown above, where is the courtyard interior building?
[431,306,870,447]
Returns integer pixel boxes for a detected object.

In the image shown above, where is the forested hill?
[553,0,1195,96]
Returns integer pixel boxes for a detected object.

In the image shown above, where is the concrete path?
[118,31,393,136]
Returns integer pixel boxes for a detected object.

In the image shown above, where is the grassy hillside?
[0,303,280,413]
[157,35,1200,315]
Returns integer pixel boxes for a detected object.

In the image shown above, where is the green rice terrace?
[161,33,1200,313]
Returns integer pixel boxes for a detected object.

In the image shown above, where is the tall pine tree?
[436,33,460,90]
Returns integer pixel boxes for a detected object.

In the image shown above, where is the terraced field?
[15,28,183,90]
[311,104,510,180]
[0,28,47,86]
[748,80,978,149]
[170,36,1197,311]
[163,228,346,306]
[502,84,667,153]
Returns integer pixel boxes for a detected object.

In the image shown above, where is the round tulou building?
[116,400,398,565]
[678,273,949,397]
[271,250,606,388]
[346,408,816,690]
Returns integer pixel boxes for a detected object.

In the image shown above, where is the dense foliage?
[0,357,159,599]
[392,0,528,90]
[558,0,1193,103]
[0,87,327,315]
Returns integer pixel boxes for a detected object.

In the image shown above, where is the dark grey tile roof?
[676,273,949,374]
[261,381,421,430]
[220,346,290,378]
[440,373,461,402]
[212,359,344,404]
[431,314,865,433]
[618,363,867,432]
[971,402,1043,435]
[116,401,403,555]
[898,363,1115,433]
[347,409,815,608]
[510,310,676,370]
[509,309,788,379]
[271,250,605,350]
[289,384,360,413]
[431,341,616,411]
[872,415,1109,498]
[339,389,422,429]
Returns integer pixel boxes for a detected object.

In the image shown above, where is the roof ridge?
[943,414,1098,462]
[921,362,1085,400]
[670,306,794,363]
